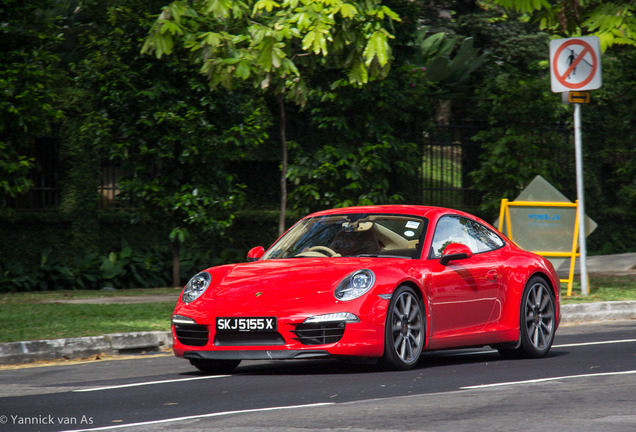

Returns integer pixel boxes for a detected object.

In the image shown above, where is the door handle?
[487,270,498,281]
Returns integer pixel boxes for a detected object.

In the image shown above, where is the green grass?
[0,303,175,343]
[0,276,634,343]
[561,274,636,304]
[0,288,180,343]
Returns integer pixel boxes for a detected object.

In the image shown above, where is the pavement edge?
[0,331,171,365]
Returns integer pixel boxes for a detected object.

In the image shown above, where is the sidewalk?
[559,252,636,276]
[1,253,634,365]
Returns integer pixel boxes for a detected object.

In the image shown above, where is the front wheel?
[381,286,425,370]
[499,276,556,359]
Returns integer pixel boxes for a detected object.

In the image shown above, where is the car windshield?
[262,213,428,259]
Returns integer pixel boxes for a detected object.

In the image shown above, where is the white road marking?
[59,337,635,430]
[554,338,636,348]
[444,338,636,356]
[59,403,335,432]
[73,375,230,392]
[74,339,636,392]
[461,369,636,390]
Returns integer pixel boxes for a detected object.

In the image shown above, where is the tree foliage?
[488,0,636,50]
[448,7,572,211]
[472,1,636,252]
[142,0,400,102]
[286,1,489,214]
[287,75,423,213]
[0,0,63,206]
[141,0,401,234]
[3,0,636,282]
[63,0,272,285]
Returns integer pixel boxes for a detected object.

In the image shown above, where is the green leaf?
[204,0,234,18]
[348,58,368,84]
[302,31,316,52]
[159,20,183,36]
[364,31,389,67]
[339,3,358,18]
[253,0,280,14]
[380,5,400,21]
[235,60,251,79]
[200,32,222,49]
[419,32,445,58]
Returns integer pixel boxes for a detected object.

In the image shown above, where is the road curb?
[560,301,636,324]
[0,331,172,365]
[0,302,634,365]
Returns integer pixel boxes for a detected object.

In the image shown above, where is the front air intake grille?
[293,322,345,345]
[174,324,209,347]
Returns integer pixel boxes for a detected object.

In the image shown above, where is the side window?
[430,215,504,258]
[469,220,505,253]
[430,216,476,258]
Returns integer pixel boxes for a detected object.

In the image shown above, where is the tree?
[0,0,63,208]
[284,0,489,213]
[286,41,484,212]
[64,0,271,286]
[464,1,636,252]
[446,5,573,213]
[142,0,401,235]
[488,0,636,49]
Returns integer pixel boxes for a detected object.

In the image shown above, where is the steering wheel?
[307,246,338,257]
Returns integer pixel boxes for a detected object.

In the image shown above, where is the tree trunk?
[172,238,180,287]
[278,92,287,236]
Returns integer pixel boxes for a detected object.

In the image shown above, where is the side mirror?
[440,243,473,266]
[247,246,265,262]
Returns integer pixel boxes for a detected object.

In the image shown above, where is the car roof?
[305,205,459,219]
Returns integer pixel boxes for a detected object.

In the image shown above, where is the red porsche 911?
[171,205,560,373]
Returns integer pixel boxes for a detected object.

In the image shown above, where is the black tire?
[499,276,556,359]
[189,359,241,374]
[381,286,425,370]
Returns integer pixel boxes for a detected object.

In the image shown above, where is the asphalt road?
[1,321,634,432]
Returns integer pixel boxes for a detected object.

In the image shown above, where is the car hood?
[211,258,365,297]
[198,258,383,313]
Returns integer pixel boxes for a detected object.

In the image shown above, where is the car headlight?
[172,315,197,325]
[303,312,360,324]
[182,272,211,304]
[334,269,376,301]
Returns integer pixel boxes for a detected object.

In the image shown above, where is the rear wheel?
[499,276,556,358]
[381,286,425,370]
[189,359,241,374]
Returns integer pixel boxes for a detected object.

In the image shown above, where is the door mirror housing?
[247,246,265,262]
[440,243,473,266]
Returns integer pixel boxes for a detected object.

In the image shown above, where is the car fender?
[498,253,561,332]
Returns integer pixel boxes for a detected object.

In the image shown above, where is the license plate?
[216,317,277,332]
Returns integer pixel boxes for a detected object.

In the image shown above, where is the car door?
[428,215,504,335]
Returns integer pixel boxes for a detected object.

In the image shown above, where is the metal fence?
[99,161,122,209]
[7,139,123,210]
[9,127,485,211]
[421,123,483,209]
[8,137,60,210]
[9,122,572,212]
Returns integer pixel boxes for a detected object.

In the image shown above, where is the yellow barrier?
[498,199,580,296]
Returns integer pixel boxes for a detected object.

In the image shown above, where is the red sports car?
[171,205,560,372]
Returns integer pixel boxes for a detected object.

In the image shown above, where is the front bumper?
[171,316,387,359]
[171,288,392,360]
[183,349,332,361]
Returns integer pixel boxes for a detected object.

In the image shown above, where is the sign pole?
[573,103,589,295]
[550,36,600,296]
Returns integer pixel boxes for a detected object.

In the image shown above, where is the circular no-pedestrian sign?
[550,36,602,93]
